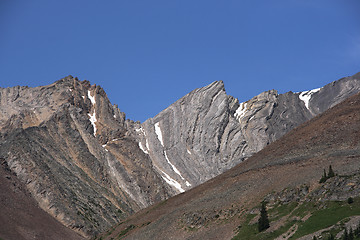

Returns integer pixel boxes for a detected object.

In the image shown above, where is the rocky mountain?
[0,72,359,239]
[133,72,360,192]
[0,78,174,238]
[99,80,360,240]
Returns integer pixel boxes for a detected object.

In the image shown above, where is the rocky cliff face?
[0,77,173,238]
[1,72,360,239]
[133,72,360,193]
[100,80,360,240]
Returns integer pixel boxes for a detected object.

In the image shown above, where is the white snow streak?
[164,152,181,176]
[187,149,192,155]
[154,122,164,146]
[88,90,96,105]
[159,170,185,193]
[299,88,321,110]
[88,110,97,136]
[82,96,85,99]
[102,144,108,151]
[234,102,248,121]
[136,127,150,154]
[164,151,192,187]
[139,142,149,154]
[87,90,97,136]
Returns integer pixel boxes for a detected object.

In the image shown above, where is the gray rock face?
[133,72,360,193]
[0,76,172,237]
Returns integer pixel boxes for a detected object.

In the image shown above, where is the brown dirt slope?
[101,92,360,240]
[0,159,85,240]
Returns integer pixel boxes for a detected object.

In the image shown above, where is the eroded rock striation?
[133,72,360,193]
[0,77,173,238]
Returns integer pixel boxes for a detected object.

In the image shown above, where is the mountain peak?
[200,80,225,93]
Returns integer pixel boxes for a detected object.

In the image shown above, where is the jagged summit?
[0,76,173,237]
[197,80,225,92]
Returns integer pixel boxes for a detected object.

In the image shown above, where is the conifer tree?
[320,169,327,183]
[355,221,360,237]
[343,228,349,240]
[258,202,270,232]
[327,233,335,240]
[313,236,317,240]
[349,227,354,240]
[328,165,335,178]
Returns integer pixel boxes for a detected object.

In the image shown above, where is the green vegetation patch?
[232,197,360,240]
[290,198,360,239]
[268,202,298,221]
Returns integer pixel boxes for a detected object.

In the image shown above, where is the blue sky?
[1,0,359,122]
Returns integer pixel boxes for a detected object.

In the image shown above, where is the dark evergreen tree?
[355,221,360,237]
[344,228,349,240]
[328,165,335,178]
[313,236,317,240]
[258,202,270,232]
[349,227,354,240]
[327,233,335,240]
[348,197,354,204]
[320,169,327,183]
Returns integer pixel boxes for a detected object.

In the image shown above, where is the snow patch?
[136,127,150,154]
[187,149,192,155]
[88,110,97,136]
[164,151,191,187]
[139,142,149,154]
[82,96,85,99]
[154,122,164,146]
[159,170,185,193]
[113,114,116,118]
[88,90,96,105]
[164,152,181,176]
[234,102,248,121]
[102,143,109,152]
[299,88,321,110]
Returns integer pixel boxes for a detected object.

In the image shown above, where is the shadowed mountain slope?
[0,158,85,240]
[102,89,360,240]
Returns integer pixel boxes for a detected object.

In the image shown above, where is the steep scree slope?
[0,158,86,240]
